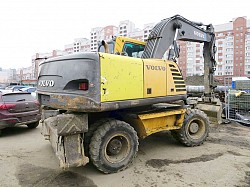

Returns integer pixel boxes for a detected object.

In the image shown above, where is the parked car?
[20,87,37,93]
[20,87,37,99]
[5,85,28,92]
[0,92,41,134]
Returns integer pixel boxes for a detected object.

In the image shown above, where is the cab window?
[122,43,145,58]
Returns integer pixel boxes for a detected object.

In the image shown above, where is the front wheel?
[171,109,209,147]
[89,119,138,173]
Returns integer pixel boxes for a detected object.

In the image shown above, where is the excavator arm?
[142,15,221,124]
[142,14,217,96]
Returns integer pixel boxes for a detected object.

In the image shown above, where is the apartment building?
[0,68,16,84]
[90,27,102,52]
[90,26,118,52]
[65,38,90,54]
[118,20,135,38]
[128,28,143,41]
[143,23,155,41]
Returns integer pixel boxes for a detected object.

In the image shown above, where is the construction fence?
[226,90,250,125]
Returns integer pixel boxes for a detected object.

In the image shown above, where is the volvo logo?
[39,80,55,87]
[194,31,205,39]
[145,65,166,71]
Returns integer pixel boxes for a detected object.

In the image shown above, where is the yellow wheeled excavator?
[38,15,219,173]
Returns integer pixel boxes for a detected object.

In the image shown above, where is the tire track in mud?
[207,123,250,150]
[16,163,97,187]
[207,136,250,150]
[146,153,224,169]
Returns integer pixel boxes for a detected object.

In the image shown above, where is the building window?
[217,33,224,37]
[226,48,233,52]
[226,42,233,46]
[226,54,233,58]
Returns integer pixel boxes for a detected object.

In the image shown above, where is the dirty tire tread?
[172,108,209,147]
[89,119,138,174]
[84,118,113,156]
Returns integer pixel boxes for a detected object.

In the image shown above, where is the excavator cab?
[98,36,145,58]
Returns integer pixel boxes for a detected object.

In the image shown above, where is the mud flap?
[40,111,89,168]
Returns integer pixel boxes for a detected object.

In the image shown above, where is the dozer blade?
[195,103,222,125]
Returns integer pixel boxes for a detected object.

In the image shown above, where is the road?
[0,122,249,187]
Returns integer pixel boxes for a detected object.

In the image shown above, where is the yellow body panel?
[100,53,143,102]
[143,59,167,98]
[127,109,186,139]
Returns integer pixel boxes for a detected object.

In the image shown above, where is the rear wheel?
[84,118,111,156]
[171,109,209,147]
[27,121,39,129]
[89,119,138,173]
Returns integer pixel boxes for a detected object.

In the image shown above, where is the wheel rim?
[187,118,205,139]
[104,134,130,163]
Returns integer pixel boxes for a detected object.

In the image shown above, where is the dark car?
[0,92,41,133]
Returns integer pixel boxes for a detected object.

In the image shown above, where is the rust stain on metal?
[50,95,100,112]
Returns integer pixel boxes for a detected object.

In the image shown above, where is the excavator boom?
[142,15,221,124]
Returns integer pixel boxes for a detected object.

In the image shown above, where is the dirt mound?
[185,75,222,86]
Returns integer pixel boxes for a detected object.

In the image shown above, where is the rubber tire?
[84,118,112,157]
[89,119,138,174]
[27,121,39,129]
[171,109,209,147]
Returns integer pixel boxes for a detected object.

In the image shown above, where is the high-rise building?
[143,23,155,41]
[90,27,102,52]
[214,16,250,82]
[128,28,143,41]
[118,20,135,37]
[90,26,118,52]
[65,38,90,54]
[0,68,16,84]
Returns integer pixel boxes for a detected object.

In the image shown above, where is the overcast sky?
[0,0,249,69]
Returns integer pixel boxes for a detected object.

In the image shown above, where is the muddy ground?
[0,122,249,187]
